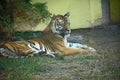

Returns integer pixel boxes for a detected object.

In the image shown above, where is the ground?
[34,25,120,80]
[0,25,120,80]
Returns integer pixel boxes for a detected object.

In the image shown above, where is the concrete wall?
[32,0,102,30]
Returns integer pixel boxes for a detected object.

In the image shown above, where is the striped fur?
[0,12,96,58]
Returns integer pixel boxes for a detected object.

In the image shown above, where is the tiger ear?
[51,14,56,20]
[64,12,70,18]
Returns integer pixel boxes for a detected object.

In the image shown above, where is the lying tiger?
[0,12,96,58]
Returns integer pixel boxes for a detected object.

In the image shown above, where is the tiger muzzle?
[62,29,71,34]
[60,29,71,37]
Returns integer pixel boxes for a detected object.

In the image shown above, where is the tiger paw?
[88,47,96,52]
[46,52,58,58]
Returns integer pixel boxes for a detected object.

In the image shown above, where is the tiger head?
[44,12,71,38]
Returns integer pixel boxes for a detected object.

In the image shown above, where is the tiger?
[0,12,96,58]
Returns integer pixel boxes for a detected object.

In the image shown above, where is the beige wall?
[110,0,120,23]
[32,0,102,30]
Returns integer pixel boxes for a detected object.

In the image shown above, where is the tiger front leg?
[59,46,96,56]
[67,42,96,52]
[46,51,58,58]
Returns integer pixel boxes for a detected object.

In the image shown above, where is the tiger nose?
[63,29,71,34]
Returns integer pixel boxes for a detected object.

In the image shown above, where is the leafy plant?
[12,31,43,41]
[0,15,13,30]
[0,0,51,40]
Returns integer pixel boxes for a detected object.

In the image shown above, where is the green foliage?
[0,0,51,32]
[15,0,33,10]
[12,31,43,41]
[0,4,3,11]
[0,15,13,29]
[23,0,31,3]
[33,2,51,22]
